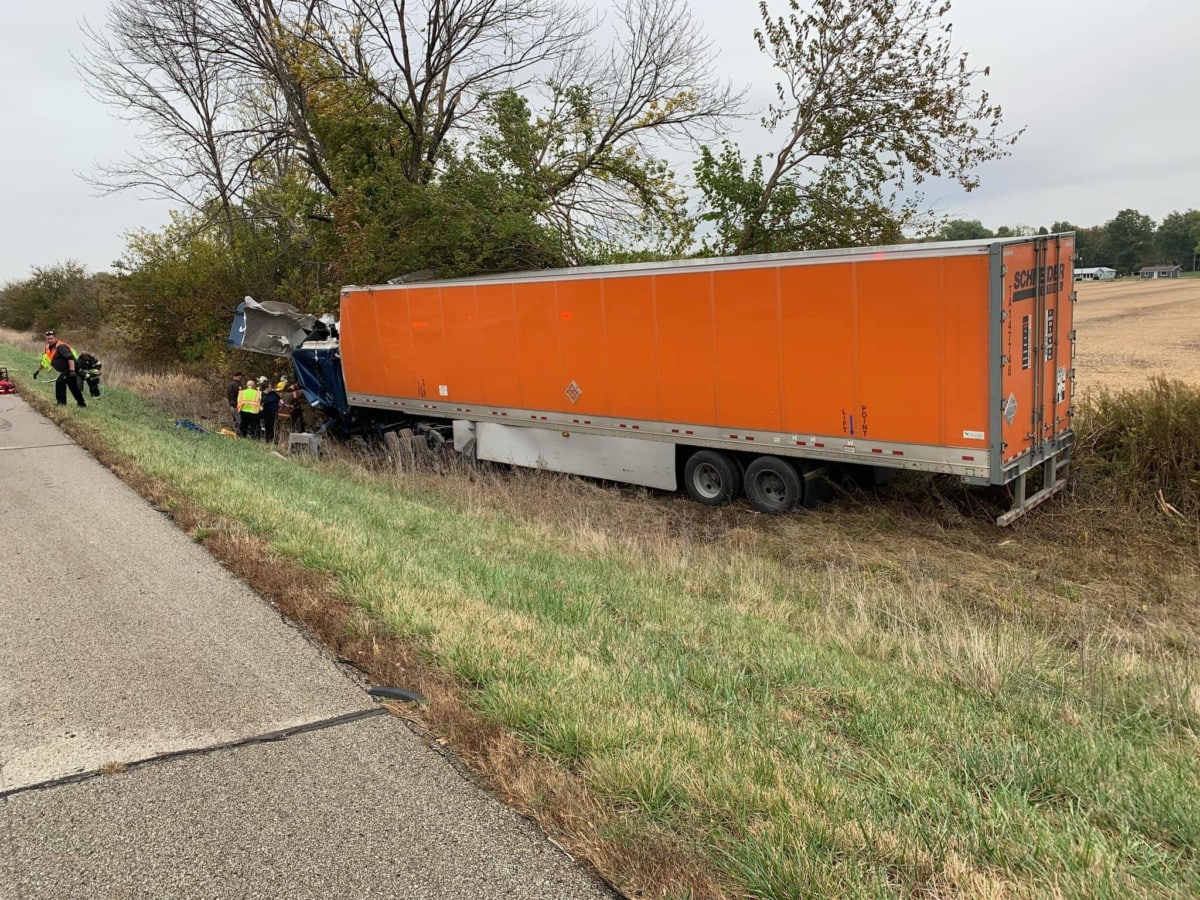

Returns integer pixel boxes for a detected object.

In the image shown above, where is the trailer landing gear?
[996,451,1071,526]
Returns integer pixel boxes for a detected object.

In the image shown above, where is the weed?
[1074,377,1200,515]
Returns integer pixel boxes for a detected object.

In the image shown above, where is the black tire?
[683,450,741,506]
[744,456,803,514]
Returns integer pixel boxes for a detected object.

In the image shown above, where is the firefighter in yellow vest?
[237,378,262,438]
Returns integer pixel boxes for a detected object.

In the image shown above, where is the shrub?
[1073,377,1200,515]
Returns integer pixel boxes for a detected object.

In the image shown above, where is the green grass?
[4,340,1198,898]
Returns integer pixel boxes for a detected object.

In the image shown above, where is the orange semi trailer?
[232,236,1074,522]
[315,235,1076,524]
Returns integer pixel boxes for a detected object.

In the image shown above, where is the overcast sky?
[1,0,1197,283]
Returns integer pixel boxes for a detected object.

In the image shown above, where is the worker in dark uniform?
[34,331,87,407]
[260,378,281,442]
[75,352,103,397]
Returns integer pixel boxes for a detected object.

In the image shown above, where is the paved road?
[0,395,612,899]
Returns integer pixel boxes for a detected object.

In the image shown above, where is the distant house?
[1074,267,1117,281]
[1137,265,1182,278]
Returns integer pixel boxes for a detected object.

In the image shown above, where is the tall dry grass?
[1074,376,1200,516]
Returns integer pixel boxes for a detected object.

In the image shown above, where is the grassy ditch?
[3,337,1198,898]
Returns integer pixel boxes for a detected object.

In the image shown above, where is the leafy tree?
[474,3,745,260]
[993,225,1036,238]
[474,86,697,262]
[1104,209,1156,273]
[112,218,243,361]
[936,219,993,241]
[0,262,109,332]
[1074,225,1109,268]
[83,0,738,272]
[1154,210,1200,267]
[297,62,565,284]
[328,147,567,286]
[110,202,325,361]
[306,0,589,186]
[695,143,904,253]
[696,0,1019,255]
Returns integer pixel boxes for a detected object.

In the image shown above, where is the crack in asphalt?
[0,707,388,800]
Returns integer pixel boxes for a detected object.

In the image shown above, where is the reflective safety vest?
[40,341,78,372]
[237,387,262,414]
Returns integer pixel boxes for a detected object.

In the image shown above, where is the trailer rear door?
[998,236,1074,471]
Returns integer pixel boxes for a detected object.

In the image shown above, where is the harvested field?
[1073,276,1200,393]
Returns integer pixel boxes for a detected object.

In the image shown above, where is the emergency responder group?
[230,372,306,441]
[29,332,309,440]
[33,331,101,407]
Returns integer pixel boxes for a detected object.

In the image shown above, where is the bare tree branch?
[480,0,744,258]
[309,0,594,183]
[76,0,262,243]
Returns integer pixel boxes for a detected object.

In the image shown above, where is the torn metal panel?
[228,297,318,357]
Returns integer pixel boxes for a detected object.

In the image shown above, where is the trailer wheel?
[744,456,802,514]
[683,450,741,506]
[425,428,447,451]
